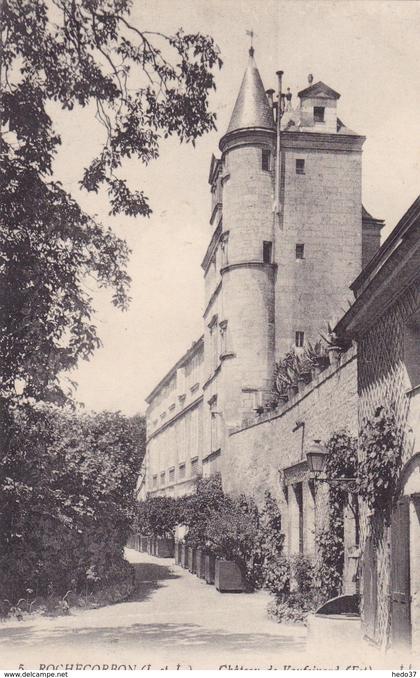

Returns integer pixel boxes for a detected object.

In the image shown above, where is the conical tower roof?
[225,48,275,136]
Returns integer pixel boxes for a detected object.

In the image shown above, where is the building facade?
[142,48,382,504]
[337,196,420,650]
[140,47,420,654]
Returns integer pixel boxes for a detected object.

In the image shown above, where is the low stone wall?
[222,347,358,563]
[224,347,358,502]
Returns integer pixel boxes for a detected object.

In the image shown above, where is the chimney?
[308,73,314,84]
[266,88,275,107]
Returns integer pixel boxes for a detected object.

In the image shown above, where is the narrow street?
[0,548,307,670]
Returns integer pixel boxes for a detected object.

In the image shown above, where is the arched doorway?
[391,452,420,649]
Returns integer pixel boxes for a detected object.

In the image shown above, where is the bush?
[266,554,322,625]
[254,491,286,591]
[263,555,290,595]
[0,403,145,604]
[268,590,324,625]
[205,494,260,589]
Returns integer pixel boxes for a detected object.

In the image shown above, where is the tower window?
[261,149,271,172]
[296,159,305,174]
[296,244,305,259]
[314,106,325,123]
[295,331,305,347]
[191,457,199,475]
[263,241,273,263]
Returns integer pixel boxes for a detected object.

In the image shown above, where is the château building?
[141,48,420,652]
[142,47,382,501]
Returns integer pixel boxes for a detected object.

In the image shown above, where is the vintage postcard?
[1,0,419,672]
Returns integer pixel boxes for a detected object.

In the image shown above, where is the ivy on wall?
[315,430,358,598]
[357,406,403,526]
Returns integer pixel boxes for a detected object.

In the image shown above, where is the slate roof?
[297,80,341,100]
[225,49,275,135]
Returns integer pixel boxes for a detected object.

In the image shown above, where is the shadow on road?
[128,561,180,603]
[0,621,305,653]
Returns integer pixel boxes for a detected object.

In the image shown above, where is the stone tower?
[201,47,277,475]
[274,78,368,356]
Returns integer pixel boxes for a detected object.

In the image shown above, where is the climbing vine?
[315,430,358,597]
[357,406,403,525]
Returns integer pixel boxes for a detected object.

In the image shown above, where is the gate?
[391,496,411,647]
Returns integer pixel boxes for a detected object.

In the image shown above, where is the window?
[179,463,186,479]
[219,320,228,356]
[295,331,305,347]
[314,106,325,123]
[296,244,305,260]
[209,395,220,453]
[261,149,271,172]
[220,231,229,267]
[191,457,199,476]
[169,467,175,483]
[152,474,157,489]
[209,315,218,371]
[296,159,305,175]
[160,471,166,486]
[263,241,273,263]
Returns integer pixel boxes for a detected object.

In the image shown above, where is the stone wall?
[223,348,358,560]
[358,278,420,647]
[276,133,364,357]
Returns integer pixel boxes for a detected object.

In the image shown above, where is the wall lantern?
[306,440,327,475]
[306,439,359,493]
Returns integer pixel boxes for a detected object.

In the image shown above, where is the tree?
[135,496,180,538]
[0,0,221,405]
[0,404,146,600]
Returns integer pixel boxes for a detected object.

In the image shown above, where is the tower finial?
[246,29,255,56]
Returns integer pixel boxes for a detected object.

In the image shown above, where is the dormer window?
[314,106,325,123]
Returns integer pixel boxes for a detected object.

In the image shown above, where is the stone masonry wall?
[222,348,358,557]
[275,142,363,358]
[358,278,420,648]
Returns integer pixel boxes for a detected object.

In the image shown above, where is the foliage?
[180,474,229,549]
[254,491,287,592]
[291,554,315,594]
[263,555,291,595]
[204,493,260,589]
[1,0,221,215]
[268,590,324,626]
[315,430,358,598]
[179,476,270,590]
[1,0,221,406]
[304,340,329,368]
[267,554,320,625]
[358,406,403,525]
[0,403,145,603]
[315,526,344,597]
[135,496,180,537]
[273,341,328,398]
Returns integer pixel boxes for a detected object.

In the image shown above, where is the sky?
[51,0,420,415]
